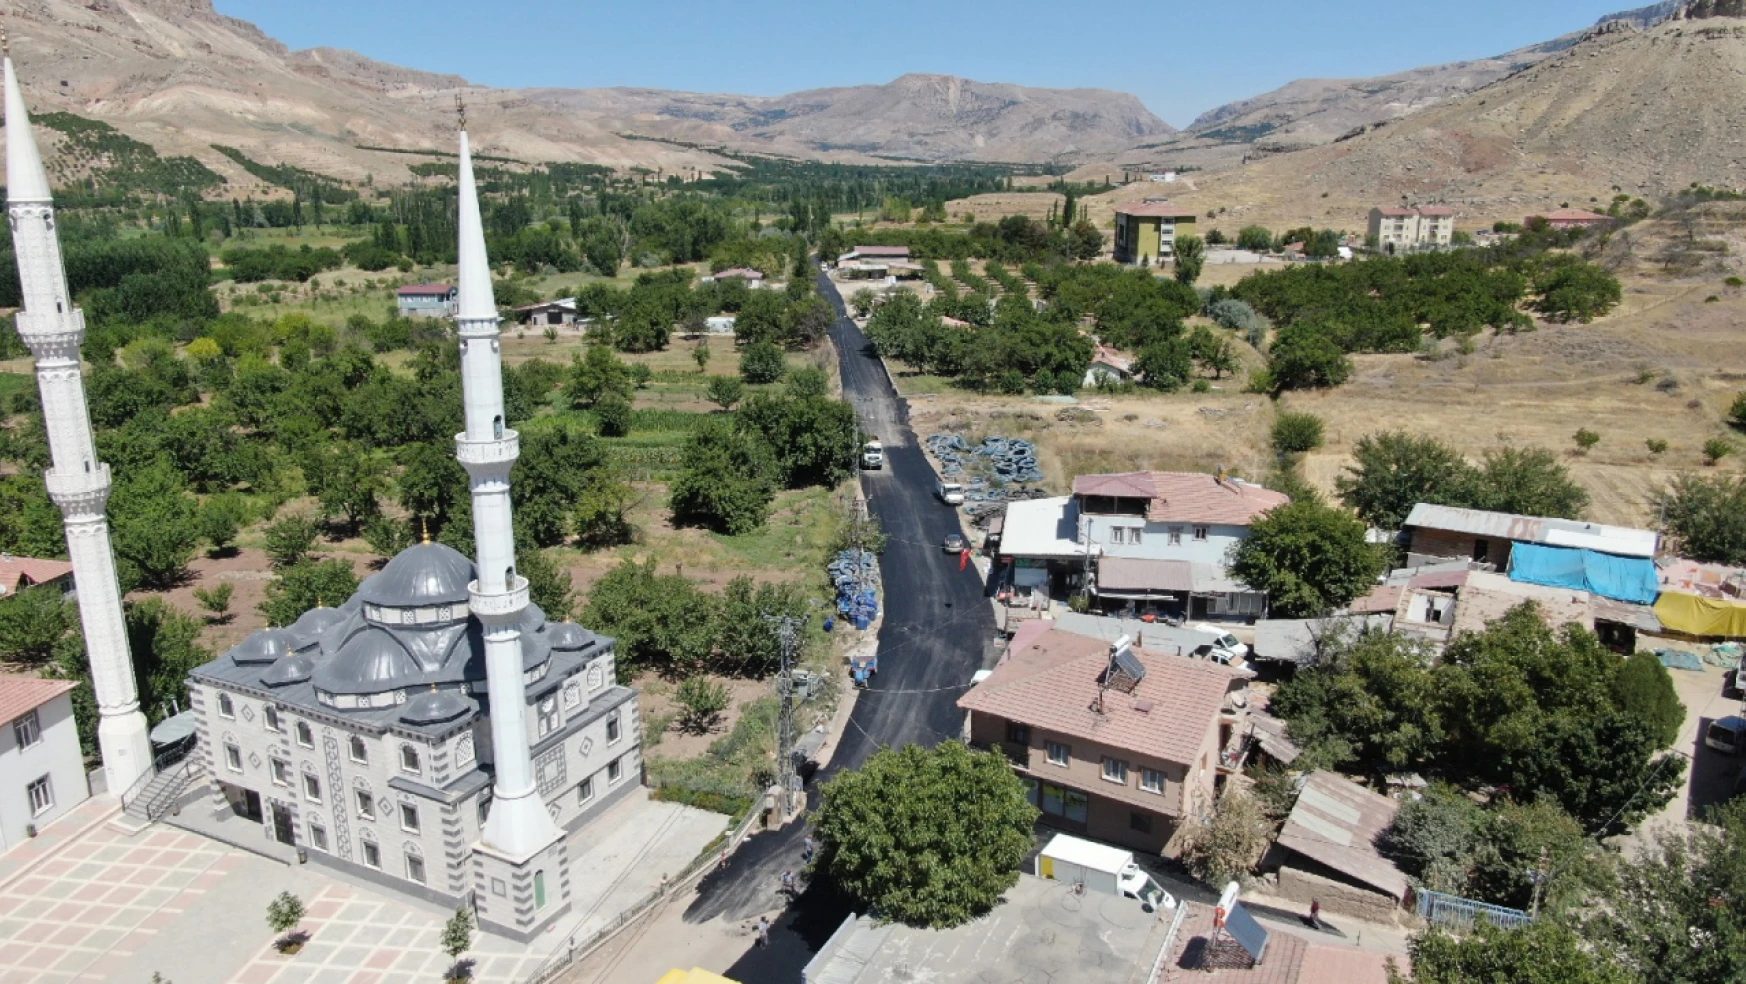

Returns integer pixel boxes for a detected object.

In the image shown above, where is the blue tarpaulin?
[1508,543,1660,604]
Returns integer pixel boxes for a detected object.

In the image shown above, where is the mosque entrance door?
[271,803,295,846]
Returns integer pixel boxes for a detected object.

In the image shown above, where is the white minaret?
[453,120,563,858]
[4,52,152,797]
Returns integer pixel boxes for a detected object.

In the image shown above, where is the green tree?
[1134,339,1192,391]
[705,375,744,412]
[109,460,200,592]
[1613,650,1684,747]
[1272,630,1446,776]
[1704,437,1734,466]
[1180,789,1273,887]
[594,394,632,437]
[1173,235,1206,286]
[739,341,787,385]
[573,465,638,549]
[1336,432,1476,529]
[1401,921,1633,984]
[568,344,633,409]
[519,545,576,621]
[1237,225,1274,252]
[0,586,72,663]
[260,559,359,627]
[193,582,234,622]
[813,742,1038,928]
[785,366,830,400]
[692,336,711,373]
[396,442,467,536]
[581,558,718,675]
[1469,446,1590,519]
[362,515,414,559]
[440,907,473,978]
[306,442,389,533]
[737,394,859,489]
[1656,473,1746,564]
[263,514,320,569]
[266,891,306,952]
[1228,499,1384,617]
[1730,390,1746,431]
[1573,428,1601,454]
[1267,324,1352,391]
[675,676,731,733]
[124,598,210,727]
[668,418,778,535]
[197,494,249,557]
[1271,411,1325,455]
[1532,260,1622,324]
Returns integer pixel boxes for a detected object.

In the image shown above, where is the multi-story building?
[1113,200,1198,264]
[960,625,1253,856]
[0,676,88,851]
[1367,206,1455,253]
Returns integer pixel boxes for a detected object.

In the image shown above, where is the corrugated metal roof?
[1277,771,1409,901]
[1404,504,1657,558]
[1096,557,1192,593]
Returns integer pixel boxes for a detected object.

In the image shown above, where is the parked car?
[1191,624,1250,660]
[942,532,968,553]
[1707,716,1746,754]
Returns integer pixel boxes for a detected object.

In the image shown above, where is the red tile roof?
[397,283,455,297]
[0,555,74,595]
[1347,585,1403,615]
[1115,200,1198,219]
[958,627,1246,770]
[1072,472,1290,525]
[1415,206,1455,216]
[1374,207,1416,217]
[0,675,78,724]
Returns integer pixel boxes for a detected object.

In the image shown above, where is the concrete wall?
[1406,527,1510,569]
[1275,865,1406,925]
[0,693,88,850]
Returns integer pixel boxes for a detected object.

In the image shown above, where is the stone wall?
[1275,865,1406,925]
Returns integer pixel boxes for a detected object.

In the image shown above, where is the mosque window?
[401,744,421,775]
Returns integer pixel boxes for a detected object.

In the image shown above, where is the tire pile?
[829,549,880,630]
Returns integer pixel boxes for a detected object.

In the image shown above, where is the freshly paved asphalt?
[686,270,1000,979]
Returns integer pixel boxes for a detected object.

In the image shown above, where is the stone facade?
[1274,865,1408,925]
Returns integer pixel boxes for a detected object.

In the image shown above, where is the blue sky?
[216,0,1637,127]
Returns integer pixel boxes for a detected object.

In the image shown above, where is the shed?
[1271,771,1410,915]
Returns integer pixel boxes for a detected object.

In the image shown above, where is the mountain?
[0,0,1170,186]
[1132,7,1746,230]
[1131,1,1695,168]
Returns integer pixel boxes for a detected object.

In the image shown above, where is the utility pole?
[768,613,805,820]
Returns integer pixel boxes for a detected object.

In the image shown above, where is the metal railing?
[1416,890,1532,934]
[520,802,767,984]
[120,738,202,823]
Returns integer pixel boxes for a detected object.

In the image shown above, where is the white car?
[936,480,965,505]
[1119,864,1176,912]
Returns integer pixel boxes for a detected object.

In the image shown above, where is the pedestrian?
[757,916,770,948]
[1309,898,1322,930]
[781,869,797,898]
[802,834,816,865]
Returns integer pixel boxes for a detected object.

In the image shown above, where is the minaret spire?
[452,121,563,860]
[4,51,152,795]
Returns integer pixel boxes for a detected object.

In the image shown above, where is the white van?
[935,480,965,506]
[1707,716,1746,755]
[860,439,884,470]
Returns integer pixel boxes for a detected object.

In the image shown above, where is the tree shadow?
[273,929,311,954]
[444,957,476,982]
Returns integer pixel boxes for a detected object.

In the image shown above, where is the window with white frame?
[308,822,328,852]
[224,742,242,772]
[1128,527,1143,546]
[295,721,314,748]
[577,776,594,804]
[12,710,41,749]
[1101,757,1129,785]
[400,744,421,774]
[406,853,426,884]
[587,665,603,691]
[1046,741,1070,766]
[302,771,322,803]
[217,692,235,719]
[563,683,581,709]
[349,735,368,764]
[455,733,475,768]
[26,775,52,816]
[400,802,420,833]
[1193,526,1209,542]
[264,705,282,733]
[537,697,559,739]
[356,789,376,820]
[361,837,381,869]
[1140,768,1165,794]
[1168,527,1183,546]
[606,712,622,745]
[1109,527,1125,546]
[269,756,290,786]
[607,756,624,785]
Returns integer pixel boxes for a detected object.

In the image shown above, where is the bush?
[1574,428,1601,453]
[1271,411,1325,455]
[1730,391,1746,431]
[1704,437,1734,465]
[263,514,319,569]
[1656,473,1746,564]
[595,394,632,437]
[1646,438,1668,456]
[675,676,732,734]
[705,375,744,411]
[1180,789,1273,887]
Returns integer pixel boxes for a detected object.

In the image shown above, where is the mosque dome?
[358,542,476,609]
[260,653,315,688]
[400,688,473,726]
[230,629,291,666]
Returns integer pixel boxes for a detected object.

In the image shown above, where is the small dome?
[358,542,476,609]
[544,622,594,652]
[230,629,291,666]
[313,631,422,696]
[260,654,314,687]
[286,607,345,650]
[400,689,473,726]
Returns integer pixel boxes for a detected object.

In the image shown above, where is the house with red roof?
[0,675,87,849]
[395,282,457,320]
[959,626,1253,855]
[0,554,73,599]
[1367,205,1456,253]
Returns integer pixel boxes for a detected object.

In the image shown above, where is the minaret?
[4,49,152,796]
[452,113,563,860]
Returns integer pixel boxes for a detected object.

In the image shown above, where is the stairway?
[120,756,203,826]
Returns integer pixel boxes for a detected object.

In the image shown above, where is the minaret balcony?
[15,308,85,358]
[469,577,530,624]
[45,463,111,513]
[456,431,519,468]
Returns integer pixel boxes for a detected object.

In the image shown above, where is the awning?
[149,709,198,747]
[1095,558,1192,594]
[1191,563,1253,595]
[1655,591,1746,639]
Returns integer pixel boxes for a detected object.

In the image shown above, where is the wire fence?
[520,802,767,984]
[1415,890,1532,934]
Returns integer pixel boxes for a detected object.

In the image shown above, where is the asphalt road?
[685,270,999,979]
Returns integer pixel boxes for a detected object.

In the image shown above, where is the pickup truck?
[935,480,965,505]
[860,439,884,470]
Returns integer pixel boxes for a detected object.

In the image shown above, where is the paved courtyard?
[0,789,726,984]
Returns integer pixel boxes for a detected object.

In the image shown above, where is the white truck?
[1190,624,1250,667]
[935,479,965,505]
[860,438,884,470]
[1034,833,1175,912]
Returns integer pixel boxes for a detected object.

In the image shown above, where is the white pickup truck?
[935,480,965,505]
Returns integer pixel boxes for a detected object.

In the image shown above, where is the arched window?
[455,733,475,768]
[505,566,515,586]
[400,744,421,775]
[493,414,503,439]
[349,736,368,764]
